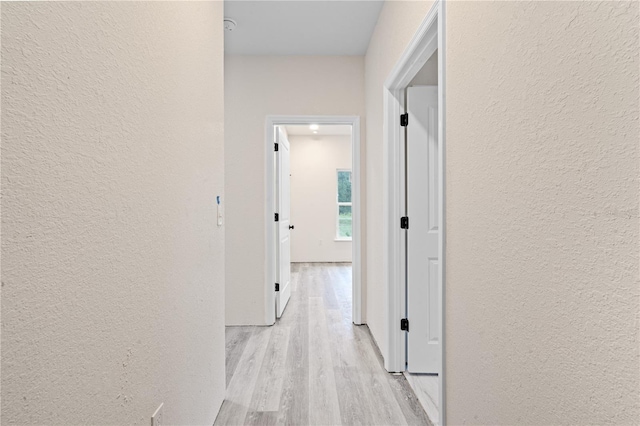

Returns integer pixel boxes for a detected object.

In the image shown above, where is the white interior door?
[276,127,292,318]
[406,86,440,373]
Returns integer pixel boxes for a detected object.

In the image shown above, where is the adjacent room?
[287,123,354,318]
[268,121,360,322]
[288,125,353,264]
[286,124,352,321]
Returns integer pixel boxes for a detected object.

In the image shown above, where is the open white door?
[275,126,292,318]
[406,86,440,373]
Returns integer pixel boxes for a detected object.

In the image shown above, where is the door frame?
[265,115,362,326]
[382,1,446,425]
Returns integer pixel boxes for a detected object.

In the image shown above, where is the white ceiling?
[224,1,384,55]
[285,124,351,136]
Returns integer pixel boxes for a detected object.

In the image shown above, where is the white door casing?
[406,86,440,373]
[265,116,362,327]
[276,126,292,318]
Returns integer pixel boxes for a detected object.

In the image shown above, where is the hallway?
[215,263,431,425]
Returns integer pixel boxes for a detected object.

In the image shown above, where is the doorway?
[383,1,445,425]
[265,116,362,325]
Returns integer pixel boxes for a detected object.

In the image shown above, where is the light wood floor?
[403,373,439,425]
[214,262,431,426]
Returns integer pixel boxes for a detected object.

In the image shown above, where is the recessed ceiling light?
[313,130,318,134]
[309,124,319,131]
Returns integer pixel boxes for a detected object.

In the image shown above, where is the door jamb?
[265,115,363,326]
[382,1,446,425]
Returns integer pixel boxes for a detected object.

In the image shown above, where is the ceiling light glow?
[309,124,319,131]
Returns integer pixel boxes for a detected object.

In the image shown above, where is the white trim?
[437,2,447,424]
[265,115,363,326]
[382,1,446,425]
[382,86,405,373]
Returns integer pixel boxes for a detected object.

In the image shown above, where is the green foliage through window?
[338,171,352,203]
[337,171,352,239]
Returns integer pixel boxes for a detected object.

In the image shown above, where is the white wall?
[225,56,365,325]
[444,1,639,423]
[290,134,352,263]
[366,0,639,423]
[1,3,226,424]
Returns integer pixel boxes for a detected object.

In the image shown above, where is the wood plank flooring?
[215,263,432,426]
[403,373,439,425]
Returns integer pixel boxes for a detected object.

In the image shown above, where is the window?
[337,170,352,240]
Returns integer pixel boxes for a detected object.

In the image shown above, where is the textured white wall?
[1,2,226,424]
[290,135,352,263]
[225,56,365,325]
[445,1,639,423]
[364,0,435,366]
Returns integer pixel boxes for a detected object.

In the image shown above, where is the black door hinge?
[274,143,279,151]
[400,113,409,127]
[401,318,409,331]
[275,283,280,291]
[400,216,409,229]
[275,213,279,222]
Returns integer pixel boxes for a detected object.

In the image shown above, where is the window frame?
[336,169,353,241]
